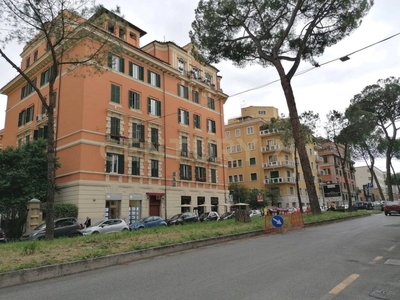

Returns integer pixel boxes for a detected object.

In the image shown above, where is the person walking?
[84,216,91,228]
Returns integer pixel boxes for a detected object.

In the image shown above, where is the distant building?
[225,106,324,208]
[355,166,388,201]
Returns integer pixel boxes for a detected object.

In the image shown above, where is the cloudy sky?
[1,0,399,172]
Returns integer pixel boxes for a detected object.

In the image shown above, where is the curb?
[0,229,265,289]
[0,213,374,289]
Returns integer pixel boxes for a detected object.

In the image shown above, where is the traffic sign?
[367,182,373,189]
[257,193,263,202]
[271,215,284,228]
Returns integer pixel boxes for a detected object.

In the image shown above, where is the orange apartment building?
[0,9,229,223]
[318,141,358,206]
[225,106,324,208]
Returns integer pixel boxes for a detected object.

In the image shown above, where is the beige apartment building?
[225,106,323,208]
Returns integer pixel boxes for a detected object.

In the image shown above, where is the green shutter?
[129,62,133,76]
[157,101,161,116]
[184,86,188,99]
[140,124,145,141]
[33,130,38,140]
[43,125,48,139]
[178,109,181,123]
[147,70,151,84]
[180,164,183,178]
[185,111,189,125]
[107,53,112,68]
[40,72,45,86]
[189,166,192,180]
[139,66,144,81]
[148,98,151,113]
[156,74,160,87]
[129,91,133,108]
[118,154,124,174]
[177,84,180,96]
[106,153,112,172]
[119,57,125,73]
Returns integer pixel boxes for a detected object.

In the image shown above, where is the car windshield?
[91,220,104,227]
[170,214,182,220]
[34,222,46,230]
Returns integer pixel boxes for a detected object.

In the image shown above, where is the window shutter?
[43,125,48,139]
[40,72,45,86]
[180,164,183,178]
[107,53,112,68]
[177,84,180,96]
[128,91,133,108]
[106,153,112,172]
[18,112,23,127]
[138,66,144,81]
[129,62,133,76]
[157,101,161,116]
[33,130,38,140]
[156,74,160,87]
[119,57,125,73]
[147,70,151,84]
[147,98,151,114]
[118,154,124,174]
[188,166,192,180]
[184,86,188,99]
[178,109,181,123]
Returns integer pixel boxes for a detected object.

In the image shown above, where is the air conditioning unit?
[36,114,42,121]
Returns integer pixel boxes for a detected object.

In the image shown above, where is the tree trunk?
[275,61,321,214]
[294,145,303,213]
[367,152,385,201]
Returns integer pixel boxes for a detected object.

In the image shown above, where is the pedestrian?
[84,216,91,228]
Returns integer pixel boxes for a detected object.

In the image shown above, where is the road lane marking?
[329,274,360,295]
[370,256,383,264]
[388,245,396,251]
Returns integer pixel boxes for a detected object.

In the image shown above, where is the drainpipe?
[163,70,167,219]
[219,95,227,211]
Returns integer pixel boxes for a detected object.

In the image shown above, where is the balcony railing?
[262,160,295,168]
[315,155,324,162]
[259,128,279,136]
[264,177,297,184]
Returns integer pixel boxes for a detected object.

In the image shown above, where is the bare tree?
[0,0,123,239]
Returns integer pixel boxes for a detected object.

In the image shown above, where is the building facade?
[355,166,388,201]
[225,106,324,208]
[0,10,229,223]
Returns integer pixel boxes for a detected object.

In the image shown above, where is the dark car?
[0,228,7,243]
[20,217,83,241]
[166,212,199,225]
[352,202,373,210]
[129,216,167,230]
[219,211,235,220]
[199,211,220,222]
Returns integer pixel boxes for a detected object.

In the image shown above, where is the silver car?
[81,219,129,235]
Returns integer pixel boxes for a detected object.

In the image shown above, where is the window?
[151,127,159,151]
[195,166,206,182]
[258,110,266,115]
[18,106,34,126]
[248,142,255,150]
[26,57,30,68]
[110,84,121,104]
[148,98,161,116]
[193,114,201,129]
[180,164,192,180]
[226,146,231,154]
[225,131,230,139]
[178,84,189,99]
[33,50,38,62]
[211,169,217,183]
[131,156,140,175]
[33,125,48,140]
[129,91,140,109]
[192,90,199,103]
[150,159,159,177]
[235,129,240,137]
[205,73,212,85]
[178,108,189,125]
[249,157,256,166]
[148,70,161,87]
[192,67,199,79]
[196,140,203,159]
[250,173,258,181]
[246,126,254,135]
[40,66,55,86]
[132,122,144,147]
[110,117,121,142]
[207,97,215,110]
[208,143,218,160]
[129,62,144,80]
[106,153,124,174]
[181,136,188,156]
[21,78,37,99]
[108,53,125,73]
[207,119,216,133]
[178,59,185,74]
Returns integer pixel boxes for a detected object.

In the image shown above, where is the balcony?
[264,177,297,184]
[207,155,220,164]
[195,176,206,182]
[181,150,189,157]
[315,155,324,162]
[259,128,279,136]
[105,133,128,146]
[262,160,295,169]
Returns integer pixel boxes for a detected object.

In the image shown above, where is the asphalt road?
[2,213,400,300]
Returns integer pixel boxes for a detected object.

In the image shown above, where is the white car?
[81,219,129,235]
[249,210,262,217]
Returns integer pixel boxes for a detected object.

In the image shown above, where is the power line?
[228,32,400,98]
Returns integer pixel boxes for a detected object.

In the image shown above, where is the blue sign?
[367,182,373,188]
[271,215,284,228]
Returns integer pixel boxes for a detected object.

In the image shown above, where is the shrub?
[54,203,79,218]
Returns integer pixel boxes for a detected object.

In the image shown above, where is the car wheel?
[92,231,100,234]
[122,228,128,231]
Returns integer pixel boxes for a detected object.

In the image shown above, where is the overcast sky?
[1,0,399,172]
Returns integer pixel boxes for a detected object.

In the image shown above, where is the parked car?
[129,216,167,230]
[249,209,262,217]
[166,212,198,226]
[352,202,373,210]
[81,219,129,235]
[199,211,220,222]
[219,211,235,220]
[0,228,7,243]
[20,217,82,241]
